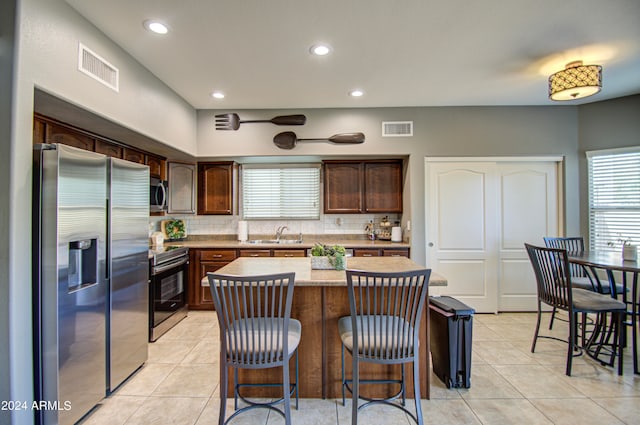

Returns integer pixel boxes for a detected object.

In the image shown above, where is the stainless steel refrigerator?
[33,143,149,425]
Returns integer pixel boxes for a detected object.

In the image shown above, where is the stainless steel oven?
[149,246,189,341]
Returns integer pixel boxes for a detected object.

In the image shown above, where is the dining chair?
[543,236,596,332]
[543,236,627,342]
[543,236,625,295]
[525,243,626,376]
[339,268,431,425]
[207,272,300,425]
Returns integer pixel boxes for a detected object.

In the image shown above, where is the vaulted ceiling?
[66,0,640,109]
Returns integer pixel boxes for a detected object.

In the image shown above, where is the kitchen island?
[180,236,414,310]
[204,256,446,400]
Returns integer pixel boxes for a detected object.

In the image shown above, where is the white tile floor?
[80,311,640,424]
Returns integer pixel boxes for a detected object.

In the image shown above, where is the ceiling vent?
[78,43,119,92]
[382,121,413,137]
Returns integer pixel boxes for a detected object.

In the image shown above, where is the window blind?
[241,164,320,219]
[587,147,640,252]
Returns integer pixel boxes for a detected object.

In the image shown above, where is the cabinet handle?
[212,254,222,258]
[362,254,373,257]
[284,254,293,257]
[250,254,259,257]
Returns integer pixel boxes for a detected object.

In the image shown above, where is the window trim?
[240,163,321,220]
[587,146,640,252]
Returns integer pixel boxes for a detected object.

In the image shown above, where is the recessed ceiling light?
[309,44,331,56]
[349,89,364,97]
[143,20,169,34]
[211,91,225,99]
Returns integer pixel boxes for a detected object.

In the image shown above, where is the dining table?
[202,256,448,399]
[567,251,640,374]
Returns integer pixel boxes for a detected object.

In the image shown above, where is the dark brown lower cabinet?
[273,249,307,257]
[189,249,237,310]
[354,248,409,257]
[189,248,308,310]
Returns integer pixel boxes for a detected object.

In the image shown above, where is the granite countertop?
[200,257,447,287]
[165,235,410,249]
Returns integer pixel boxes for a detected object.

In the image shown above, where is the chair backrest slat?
[346,269,430,361]
[207,272,296,367]
[525,243,573,312]
[543,237,587,278]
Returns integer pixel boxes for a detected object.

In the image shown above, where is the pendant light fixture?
[548,60,602,101]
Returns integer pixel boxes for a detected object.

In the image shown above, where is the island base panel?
[226,286,430,400]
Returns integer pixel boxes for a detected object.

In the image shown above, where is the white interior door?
[426,158,560,313]
[426,162,499,313]
[497,162,558,311]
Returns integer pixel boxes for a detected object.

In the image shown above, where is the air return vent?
[78,43,119,92]
[382,121,413,137]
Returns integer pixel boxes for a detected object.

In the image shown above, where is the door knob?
[428,242,434,247]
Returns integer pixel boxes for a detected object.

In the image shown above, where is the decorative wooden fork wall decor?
[214,113,306,130]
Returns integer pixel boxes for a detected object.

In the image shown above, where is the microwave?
[150,177,168,212]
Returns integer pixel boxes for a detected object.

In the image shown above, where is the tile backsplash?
[150,214,401,238]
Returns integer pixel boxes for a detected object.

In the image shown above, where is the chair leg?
[566,313,576,376]
[412,358,424,425]
[351,355,359,425]
[401,364,406,406]
[341,344,346,406]
[233,368,239,410]
[283,352,292,425]
[531,302,542,353]
[295,350,299,410]
[617,312,624,376]
[549,306,557,330]
[633,302,639,374]
[580,312,587,348]
[219,360,228,425]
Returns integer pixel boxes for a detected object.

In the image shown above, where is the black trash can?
[429,296,474,389]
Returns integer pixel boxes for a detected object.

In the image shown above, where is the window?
[587,147,640,252]
[241,164,320,219]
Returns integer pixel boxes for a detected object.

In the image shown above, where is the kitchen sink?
[246,239,303,244]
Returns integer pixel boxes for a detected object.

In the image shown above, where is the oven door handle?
[152,256,188,275]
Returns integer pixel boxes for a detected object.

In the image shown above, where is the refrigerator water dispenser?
[68,239,97,291]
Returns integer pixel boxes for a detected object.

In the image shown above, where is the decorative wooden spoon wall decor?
[273,131,365,150]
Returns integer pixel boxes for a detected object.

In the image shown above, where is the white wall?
[197,106,581,265]
[577,95,640,239]
[1,1,18,423]
[20,0,197,154]
[7,0,198,422]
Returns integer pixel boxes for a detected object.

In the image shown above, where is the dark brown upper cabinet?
[44,121,95,151]
[197,162,235,215]
[94,139,123,158]
[122,147,145,164]
[35,115,168,181]
[323,159,403,214]
[323,161,364,213]
[363,160,403,213]
[146,155,166,180]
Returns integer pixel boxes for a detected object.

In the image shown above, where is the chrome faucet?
[275,225,288,241]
